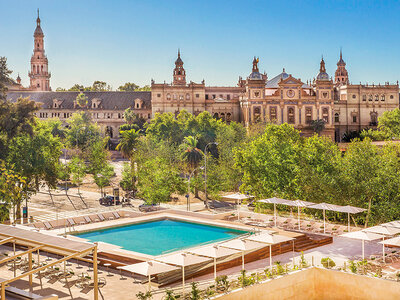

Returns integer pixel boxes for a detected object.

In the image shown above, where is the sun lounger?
[43,222,53,230]
[112,211,121,219]
[83,216,92,224]
[67,218,76,227]
[97,214,106,221]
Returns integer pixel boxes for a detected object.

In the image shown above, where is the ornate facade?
[6,12,400,142]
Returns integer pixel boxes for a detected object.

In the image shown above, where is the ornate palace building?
[6,12,400,142]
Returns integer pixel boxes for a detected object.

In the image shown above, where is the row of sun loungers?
[34,211,123,230]
[238,214,354,235]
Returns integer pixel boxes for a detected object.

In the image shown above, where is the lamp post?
[187,166,204,211]
[204,142,218,208]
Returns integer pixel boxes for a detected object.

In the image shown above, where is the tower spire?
[37,8,40,26]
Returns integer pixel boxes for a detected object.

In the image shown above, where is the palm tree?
[310,118,326,136]
[116,129,141,190]
[180,136,204,198]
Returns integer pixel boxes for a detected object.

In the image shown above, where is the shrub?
[348,260,357,274]
[215,275,229,292]
[321,257,336,269]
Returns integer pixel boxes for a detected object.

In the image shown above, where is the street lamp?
[204,142,218,208]
[187,166,204,211]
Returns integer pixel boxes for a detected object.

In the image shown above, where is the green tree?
[119,162,135,192]
[0,57,13,100]
[68,84,84,91]
[0,161,28,222]
[377,108,400,139]
[180,136,203,171]
[118,82,139,91]
[137,156,184,203]
[91,81,111,91]
[93,163,114,197]
[234,123,301,198]
[136,85,151,91]
[65,112,101,152]
[123,108,146,131]
[69,157,86,194]
[86,138,110,174]
[310,118,326,135]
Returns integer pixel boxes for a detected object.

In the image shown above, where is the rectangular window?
[352,115,357,123]
[196,94,199,98]
[205,94,209,100]
[227,95,230,100]
[362,95,366,101]
[269,107,277,122]
[288,107,295,124]
[305,107,312,124]
[157,94,161,97]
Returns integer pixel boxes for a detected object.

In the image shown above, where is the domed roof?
[316,57,330,81]
[34,25,43,36]
[175,49,183,65]
[248,71,263,80]
[317,72,330,81]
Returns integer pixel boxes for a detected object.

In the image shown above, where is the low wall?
[216,268,400,300]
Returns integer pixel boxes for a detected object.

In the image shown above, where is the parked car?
[99,195,121,206]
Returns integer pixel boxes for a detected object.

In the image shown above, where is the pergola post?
[1,282,5,300]
[93,245,98,300]
[28,249,32,287]
[13,241,16,277]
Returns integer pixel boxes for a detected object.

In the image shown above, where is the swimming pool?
[75,219,248,255]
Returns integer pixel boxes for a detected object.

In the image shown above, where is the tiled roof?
[266,72,311,89]
[6,91,152,110]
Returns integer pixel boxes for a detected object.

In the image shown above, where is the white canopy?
[220,239,264,251]
[246,233,295,244]
[117,261,178,292]
[341,231,384,260]
[157,253,211,296]
[382,221,400,229]
[364,226,400,236]
[308,202,343,212]
[220,239,264,270]
[379,236,400,247]
[284,200,315,230]
[117,261,178,276]
[189,245,239,279]
[340,205,367,214]
[189,245,239,259]
[222,193,254,200]
[157,252,211,267]
[245,233,295,270]
[258,197,294,205]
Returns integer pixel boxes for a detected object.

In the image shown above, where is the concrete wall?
[216,267,400,300]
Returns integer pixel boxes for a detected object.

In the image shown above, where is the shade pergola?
[157,252,211,295]
[341,231,384,260]
[118,261,178,292]
[339,205,367,232]
[258,197,294,227]
[382,221,400,229]
[379,236,400,247]
[222,193,254,220]
[308,202,345,234]
[219,239,264,270]
[364,226,400,263]
[285,200,315,230]
[245,233,295,270]
[189,245,239,279]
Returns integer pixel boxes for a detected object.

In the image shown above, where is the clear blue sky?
[1,0,399,89]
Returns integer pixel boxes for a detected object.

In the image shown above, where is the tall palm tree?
[116,129,141,190]
[180,136,204,198]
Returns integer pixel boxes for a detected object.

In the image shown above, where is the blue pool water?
[76,219,247,255]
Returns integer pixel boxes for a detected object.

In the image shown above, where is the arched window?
[322,107,329,123]
[33,65,36,73]
[375,95,379,101]
[362,95,366,101]
[166,93,171,100]
[186,94,190,100]
[179,95,184,100]
[37,83,40,88]
[288,107,295,124]
[173,94,177,100]
[226,113,232,122]
[220,113,225,121]
[41,65,43,73]
[334,113,340,123]
[369,94,373,101]
[213,113,219,119]
[381,95,385,101]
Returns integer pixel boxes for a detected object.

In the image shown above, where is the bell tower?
[29,9,51,91]
[334,49,349,86]
[173,49,186,86]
